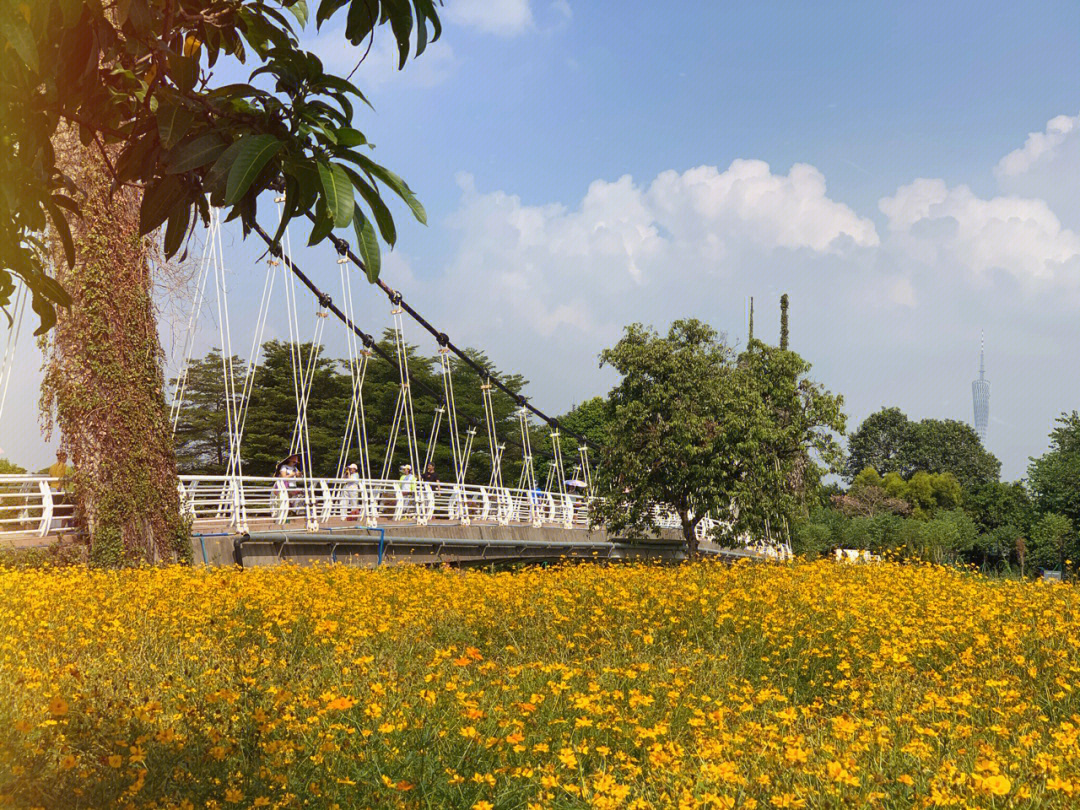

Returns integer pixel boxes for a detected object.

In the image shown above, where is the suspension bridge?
[0,202,786,566]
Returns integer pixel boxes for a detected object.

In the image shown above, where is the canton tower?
[972,332,989,442]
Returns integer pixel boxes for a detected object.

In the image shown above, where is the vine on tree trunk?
[39,131,191,565]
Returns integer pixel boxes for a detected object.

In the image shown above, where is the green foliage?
[844,407,915,480]
[0,459,26,475]
[0,0,440,332]
[594,320,746,549]
[1029,411,1080,529]
[734,339,845,543]
[795,505,980,565]
[845,407,1000,488]
[1028,512,1075,573]
[170,339,538,486]
[558,397,610,450]
[593,320,844,552]
[169,351,244,474]
[964,481,1034,537]
[901,471,963,518]
[837,467,960,520]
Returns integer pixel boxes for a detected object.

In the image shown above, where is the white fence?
[0,475,77,538]
[0,474,787,557]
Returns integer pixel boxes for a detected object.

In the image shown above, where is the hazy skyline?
[4,0,1079,481]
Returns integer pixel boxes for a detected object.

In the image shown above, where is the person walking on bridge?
[399,464,417,518]
[344,463,361,521]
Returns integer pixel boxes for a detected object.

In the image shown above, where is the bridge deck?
[0,474,783,565]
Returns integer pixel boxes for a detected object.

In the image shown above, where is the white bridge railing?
[0,474,780,555]
[177,474,700,536]
[0,475,77,539]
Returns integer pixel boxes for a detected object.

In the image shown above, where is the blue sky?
[6,0,1080,480]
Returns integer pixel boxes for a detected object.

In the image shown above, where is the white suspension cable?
[549,428,567,495]
[578,445,594,496]
[423,406,443,472]
[279,210,319,531]
[381,306,421,507]
[517,407,536,492]
[438,347,466,485]
[208,209,248,531]
[481,380,504,489]
[169,217,216,434]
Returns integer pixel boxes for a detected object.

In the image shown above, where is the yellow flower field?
[2,560,1080,809]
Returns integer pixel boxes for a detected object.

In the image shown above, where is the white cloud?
[444,0,534,36]
[647,160,879,253]
[995,112,1079,178]
[880,179,1080,286]
[994,110,1080,228]
[420,161,879,362]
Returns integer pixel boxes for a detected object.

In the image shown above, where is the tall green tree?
[2,0,440,330]
[1029,412,1080,529]
[964,481,1034,536]
[168,341,532,486]
[910,419,1000,489]
[595,320,751,554]
[844,407,916,480]
[169,350,246,474]
[1028,512,1076,574]
[734,339,845,544]
[594,320,843,555]
[845,407,999,488]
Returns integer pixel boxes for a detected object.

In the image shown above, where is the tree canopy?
[169,337,535,484]
[1028,411,1080,529]
[845,407,1000,488]
[0,0,439,332]
[594,320,844,554]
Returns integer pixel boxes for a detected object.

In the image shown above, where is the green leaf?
[335,127,367,147]
[317,162,354,228]
[30,293,57,337]
[43,200,75,268]
[352,155,426,225]
[37,274,72,308]
[165,133,228,174]
[224,135,283,205]
[285,0,309,28]
[0,0,39,72]
[156,100,195,148]
[306,205,334,247]
[317,0,350,28]
[344,0,377,44]
[168,51,198,92]
[163,201,191,258]
[388,0,413,68]
[139,175,183,235]
[346,169,395,246]
[352,208,380,282]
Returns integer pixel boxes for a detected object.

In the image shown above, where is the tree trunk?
[40,131,191,565]
[680,509,700,558]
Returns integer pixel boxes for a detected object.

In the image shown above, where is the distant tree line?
[169,332,594,487]
[795,406,1080,577]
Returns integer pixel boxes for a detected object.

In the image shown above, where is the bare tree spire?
[779,294,789,350]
